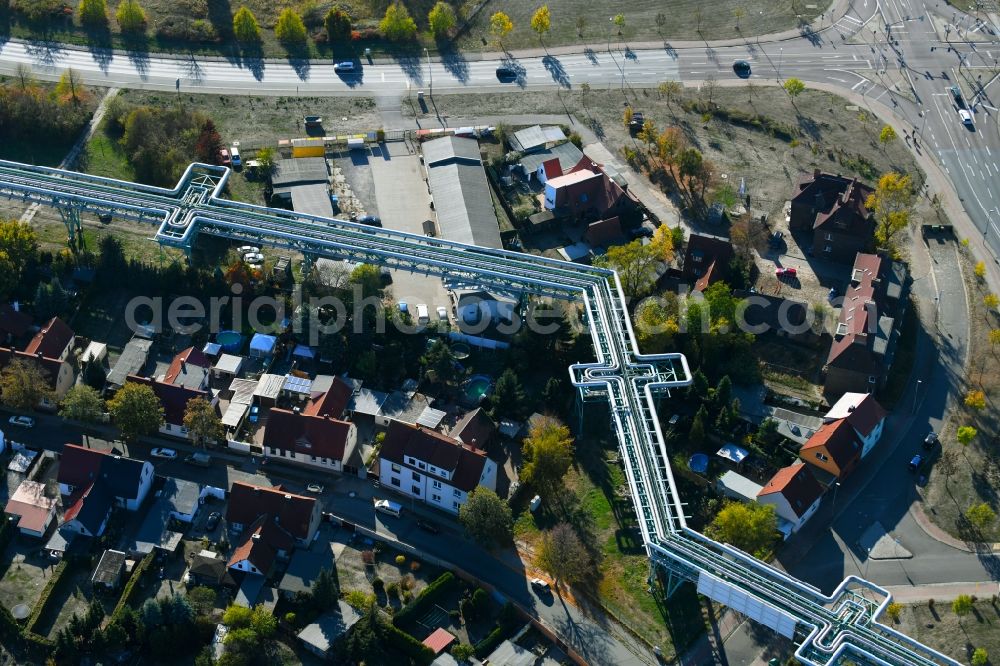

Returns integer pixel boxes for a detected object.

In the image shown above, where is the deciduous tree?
[952,594,974,616]
[575,15,586,37]
[458,487,512,546]
[536,523,592,587]
[937,449,958,483]
[966,502,996,534]
[658,80,682,106]
[275,9,307,46]
[195,119,223,164]
[521,417,573,492]
[972,648,989,666]
[957,425,977,447]
[866,172,915,252]
[965,389,986,410]
[612,13,625,34]
[116,0,147,34]
[985,293,1000,310]
[78,0,108,27]
[107,381,164,441]
[489,11,513,49]
[380,2,417,41]
[184,397,224,447]
[878,124,897,150]
[531,5,551,44]
[60,385,104,423]
[324,6,352,42]
[706,501,777,558]
[595,239,661,298]
[232,6,261,43]
[0,358,52,410]
[974,260,987,279]
[427,2,456,38]
[783,77,806,98]
[56,68,86,105]
[0,219,38,299]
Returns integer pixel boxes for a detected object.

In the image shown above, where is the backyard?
[895,597,1000,665]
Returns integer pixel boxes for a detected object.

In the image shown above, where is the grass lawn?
[896,599,1000,665]
[0,544,52,613]
[35,564,116,639]
[514,421,706,659]
[1,0,828,60]
[922,243,1000,544]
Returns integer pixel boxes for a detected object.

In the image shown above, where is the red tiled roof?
[225,481,316,543]
[24,317,73,359]
[584,216,624,247]
[422,628,456,655]
[227,515,278,575]
[380,421,488,493]
[163,347,211,385]
[757,463,824,518]
[126,375,206,426]
[684,234,734,292]
[0,304,33,338]
[843,394,886,437]
[57,444,107,489]
[302,377,352,418]
[4,480,57,534]
[541,158,563,180]
[263,409,353,461]
[800,419,860,470]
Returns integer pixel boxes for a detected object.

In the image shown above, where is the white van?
[416,304,430,324]
[375,499,402,517]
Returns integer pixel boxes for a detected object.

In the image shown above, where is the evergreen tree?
[689,407,707,447]
[714,375,732,408]
[542,377,564,414]
[490,368,526,419]
[311,567,337,611]
[690,369,709,400]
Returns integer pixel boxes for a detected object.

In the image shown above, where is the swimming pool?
[461,374,492,404]
[216,330,242,354]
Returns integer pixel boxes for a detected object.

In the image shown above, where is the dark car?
[733,60,752,78]
[416,519,441,534]
[949,85,965,109]
[629,225,654,239]
[923,431,939,450]
[359,215,382,227]
[908,454,924,472]
[334,61,356,73]
[495,67,517,81]
[205,512,221,531]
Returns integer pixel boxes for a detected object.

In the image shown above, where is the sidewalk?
[884,581,1000,603]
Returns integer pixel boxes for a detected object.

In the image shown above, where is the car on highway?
[530,578,551,594]
[733,60,752,78]
[416,519,441,534]
[495,67,517,81]
[959,109,975,128]
[775,266,797,278]
[150,447,177,460]
[334,61,356,73]
[923,431,939,450]
[205,512,221,531]
[949,85,965,109]
[306,483,324,494]
[358,215,382,227]
[908,453,924,472]
[8,415,34,428]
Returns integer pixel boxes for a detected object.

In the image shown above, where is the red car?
[217,148,231,166]
[775,266,797,278]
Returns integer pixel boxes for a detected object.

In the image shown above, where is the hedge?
[386,624,434,665]
[391,572,456,627]
[24,561,69,635]
[112,551,155,620]
[473,603,520,659]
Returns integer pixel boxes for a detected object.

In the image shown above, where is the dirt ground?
[922,243,1000,543]
[896,598,1000,665]
[0,542,53,614]
[335,533,437,604]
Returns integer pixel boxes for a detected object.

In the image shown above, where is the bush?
[25,561,70,634]
[395,555,406,565]
[460,597,474,620]
[471,588,489,616]
[386,582,400,598]
[474,625,506,658]
[113,551,155,620]
[372,578,385,592]
[392,572,457,627]
[409,561,421,572]
[387,624,435,665]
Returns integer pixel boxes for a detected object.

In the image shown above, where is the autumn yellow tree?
[531,5,551,44]
[656,127,687,180]
[965,389,986,410]
[985,293,1000,310]
[990,329,1000,351]
[490,11,513,49]
[975,260,987,279]
[866,172,915,253]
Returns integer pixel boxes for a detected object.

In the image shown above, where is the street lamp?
[831,481,841,513]
[777,47,783,82]
[608,17,614,53]
[424,47,432,96]
[913,379,922,413]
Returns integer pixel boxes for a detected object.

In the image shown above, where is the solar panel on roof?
[283,375,312,394]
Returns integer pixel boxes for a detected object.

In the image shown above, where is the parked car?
[416,519,440,534]
[923,431,939,450]
[398,301,409,314]
[375,499,402,517]
[334,61,356,73]
[205,512,221,531]
[630,225,654,239]
[150,448,177,459]
[358,215,382,227]
[217,148,231,167]
[8,415,34,428]
[436,306,448,321]
[908,453,924,472]
[733,60,752,78]
[306,483,324,494]
[775,266,798,278]
[230,145,242,170]
[237,245,259,254]
[185,452,212,467]
[244,252,264,265]
[530,578,551,594]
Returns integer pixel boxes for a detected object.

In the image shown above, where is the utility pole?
[424,48,433,96]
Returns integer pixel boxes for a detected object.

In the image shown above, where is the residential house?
[162,347,211,391]
[186,551,236,588]
[584,216,626,248]
[543,157,639,223]
[518,142,584,185]
[25,316,75,362]
[303,376,353,419]
[683,234,735,292]
[0,348,75,405]
[715,471,763,503]
[262,408,363,477]
[757,463,824,537]
[61,482,113,537]
[789,171,874,263]
[130,477,204,555]
[824,253,908,396]
[823,392,886,459]
[278,547,335,599]
[106,337,153,389]
[451,407,496,450]
[228,515,289,577]
[378,420,498,514]
[4,480,57,538]
[92,549,127,591]
[423,135,502,249]
[509,125,567,153]
[297,601,362,659]
[225,481,321,547]
[798,419,863,484]
[58,444,154,512]
[126,376,216,439]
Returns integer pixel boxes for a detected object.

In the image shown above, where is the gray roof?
[92,549,126,586]
[297,601,362,654]
[130,478,199,554]
[428,161,502,248]
[278,546,335,596]
[519,141,584,175]
[510,125,566,153]
[281,183,334,219]
[272,158,329,188]
[348,387,389,416]
[485,640,536,666]
[422,135,482,166]
[108,338,152,387]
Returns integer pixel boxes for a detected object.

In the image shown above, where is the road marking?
[852,79,866,90]
[987,146,992,156]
